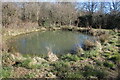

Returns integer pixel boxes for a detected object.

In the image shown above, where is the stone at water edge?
[46,47,58,62]
[47,51,58,62]
[41,27,47,31]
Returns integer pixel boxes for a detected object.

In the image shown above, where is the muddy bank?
[3,26,111,40]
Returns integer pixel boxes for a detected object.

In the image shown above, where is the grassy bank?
[1,26,120,79]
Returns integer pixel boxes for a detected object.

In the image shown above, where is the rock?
[46,47,58,62]
[35,29,39,31]
[41,27,47,31]
[46,72,56,78]
[52,27,60,30]
[34,57,47,63]
[47,51,58,62]
[89,76,97,79]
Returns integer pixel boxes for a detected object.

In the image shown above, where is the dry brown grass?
[99,34,110,43]
[83,40,96,50]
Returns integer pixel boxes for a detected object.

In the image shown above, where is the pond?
[8,30,96,55]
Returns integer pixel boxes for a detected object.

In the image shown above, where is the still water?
[8,30,96,55]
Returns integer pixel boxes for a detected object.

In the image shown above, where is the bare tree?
[2,2,19,28]
[109,0,120,14]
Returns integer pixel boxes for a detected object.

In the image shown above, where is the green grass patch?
[51,61,71,77]
[0,67,12,78]
[108,53,120,63]
[20,59,32,68]
[65,71,83,78]
[19,58,47,69]
[94,60,103,66]
[83,49,99,58]
[61,54,81,61]
[103,61,115,68]
[82,65,107,79]
[22,73,36,78]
